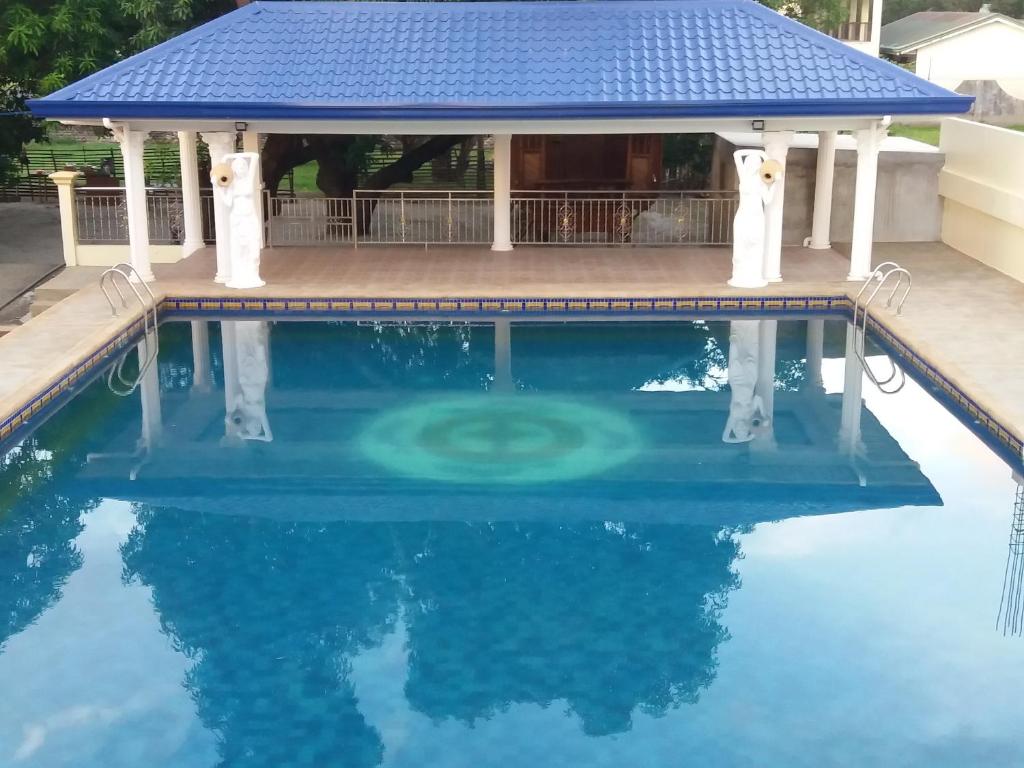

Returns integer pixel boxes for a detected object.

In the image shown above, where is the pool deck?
[1,242,1023,461]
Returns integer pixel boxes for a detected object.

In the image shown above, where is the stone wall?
[710,132,944,245]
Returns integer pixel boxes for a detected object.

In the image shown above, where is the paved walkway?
[0,202,64,312]
[1,242,1022,459]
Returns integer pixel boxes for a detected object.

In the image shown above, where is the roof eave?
[27,96,975,122]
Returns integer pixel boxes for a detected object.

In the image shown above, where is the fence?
[70,186,739,248]
[75,187,216,245]
[267,189,738,247]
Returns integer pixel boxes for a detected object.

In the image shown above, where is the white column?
[241,131,265,249]
[191,320,211,393]
[805,130,837,250]
[805,318,825,390]
[752,318,777,451]
[114,127,155,282]
[493,319,513,393]
[177,130,204,258]
[492,133,513,252]
[202,131,236,284]
[839,324,864,456]
[848,122,886,281]
[761,131,793,283]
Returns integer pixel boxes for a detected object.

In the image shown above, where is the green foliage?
[758,0,850,33]
[0,84,44,186]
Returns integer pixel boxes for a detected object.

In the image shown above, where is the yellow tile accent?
[222,301,243,311]
[632,300,653,310]
[244,301,264,310]
[481,301,501,311]
[439,301,459,311]
[395,301,416,311]
[418,301,439,311]
[461,301,481,311]
[287,301,308,311]
[589,300,610,311]
[330,301,352,311]
[265,301,287,310]
[200,301,222,310]
[655,300,675,311]
[719,299,741,310]
[525,301,545,311]
[352,301,373,311]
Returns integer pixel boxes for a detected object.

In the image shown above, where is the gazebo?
[29,0,972,286]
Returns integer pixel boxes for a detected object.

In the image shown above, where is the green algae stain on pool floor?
[0,318,1022,768]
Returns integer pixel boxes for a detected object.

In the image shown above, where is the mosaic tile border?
[0,315,148,448]
[159,295,852,315]
[1,295,1021,469]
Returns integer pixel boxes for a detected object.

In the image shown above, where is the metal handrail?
[99,263,159,397]
[852,263,913,395]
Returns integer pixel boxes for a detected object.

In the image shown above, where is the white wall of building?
[914,19,1024,89]
[939,117,1024,283]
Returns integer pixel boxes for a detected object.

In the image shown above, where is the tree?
[0,84,43,186]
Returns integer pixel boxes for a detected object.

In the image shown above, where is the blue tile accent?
[28,0,972,120]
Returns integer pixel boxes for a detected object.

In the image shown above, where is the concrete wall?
[711,132,944,245]
[939,117,1024,282]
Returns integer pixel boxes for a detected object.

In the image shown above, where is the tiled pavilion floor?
[2,242,1023,460]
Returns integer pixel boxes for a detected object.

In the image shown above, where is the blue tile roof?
[29,0,973,120]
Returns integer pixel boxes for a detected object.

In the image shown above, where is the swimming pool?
[1,317,1021,767]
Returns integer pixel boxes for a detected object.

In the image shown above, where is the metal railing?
[833,20,872,42]
[852,262,913,394]
[265,189,739,247]
[75,186,216,245]
[510,190,737,246]
[99,263,159,397]
[74,187,740,249]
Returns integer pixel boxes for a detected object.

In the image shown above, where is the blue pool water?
[0,318,1022,767]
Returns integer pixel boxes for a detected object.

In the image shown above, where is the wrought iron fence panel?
[509,190,738,246]
[75,187,216,245]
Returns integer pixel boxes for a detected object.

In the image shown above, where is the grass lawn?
[889,123,1024,147]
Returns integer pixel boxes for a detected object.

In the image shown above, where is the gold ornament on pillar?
[759,159,783,185]
[211,163,234,188]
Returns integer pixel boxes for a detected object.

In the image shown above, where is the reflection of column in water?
[997,477,1024,637]
[191,320,211,393]
[804,318,824,391]
[493,318,514,394]
[722,319,767,444]
[222,320,273,442]
[839,323,864,456]
[751,319,777,450]
[139,332,162,449]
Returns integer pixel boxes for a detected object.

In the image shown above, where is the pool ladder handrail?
[98,263,159,397]
[852,263,912,395]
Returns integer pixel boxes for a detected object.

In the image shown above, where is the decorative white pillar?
[751,318,778,451]
[241,131,265,248]
[805,318,825,390]
[177,130,205,258]
[202,131,236,284]
[761,131,793,283]
[493,319,513,393]
[848,122,886,281]
[839,324,864,456]
[191,320,211,393]
[492,134,513,252]
[805,130,837,250]
[112,126,155,281]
